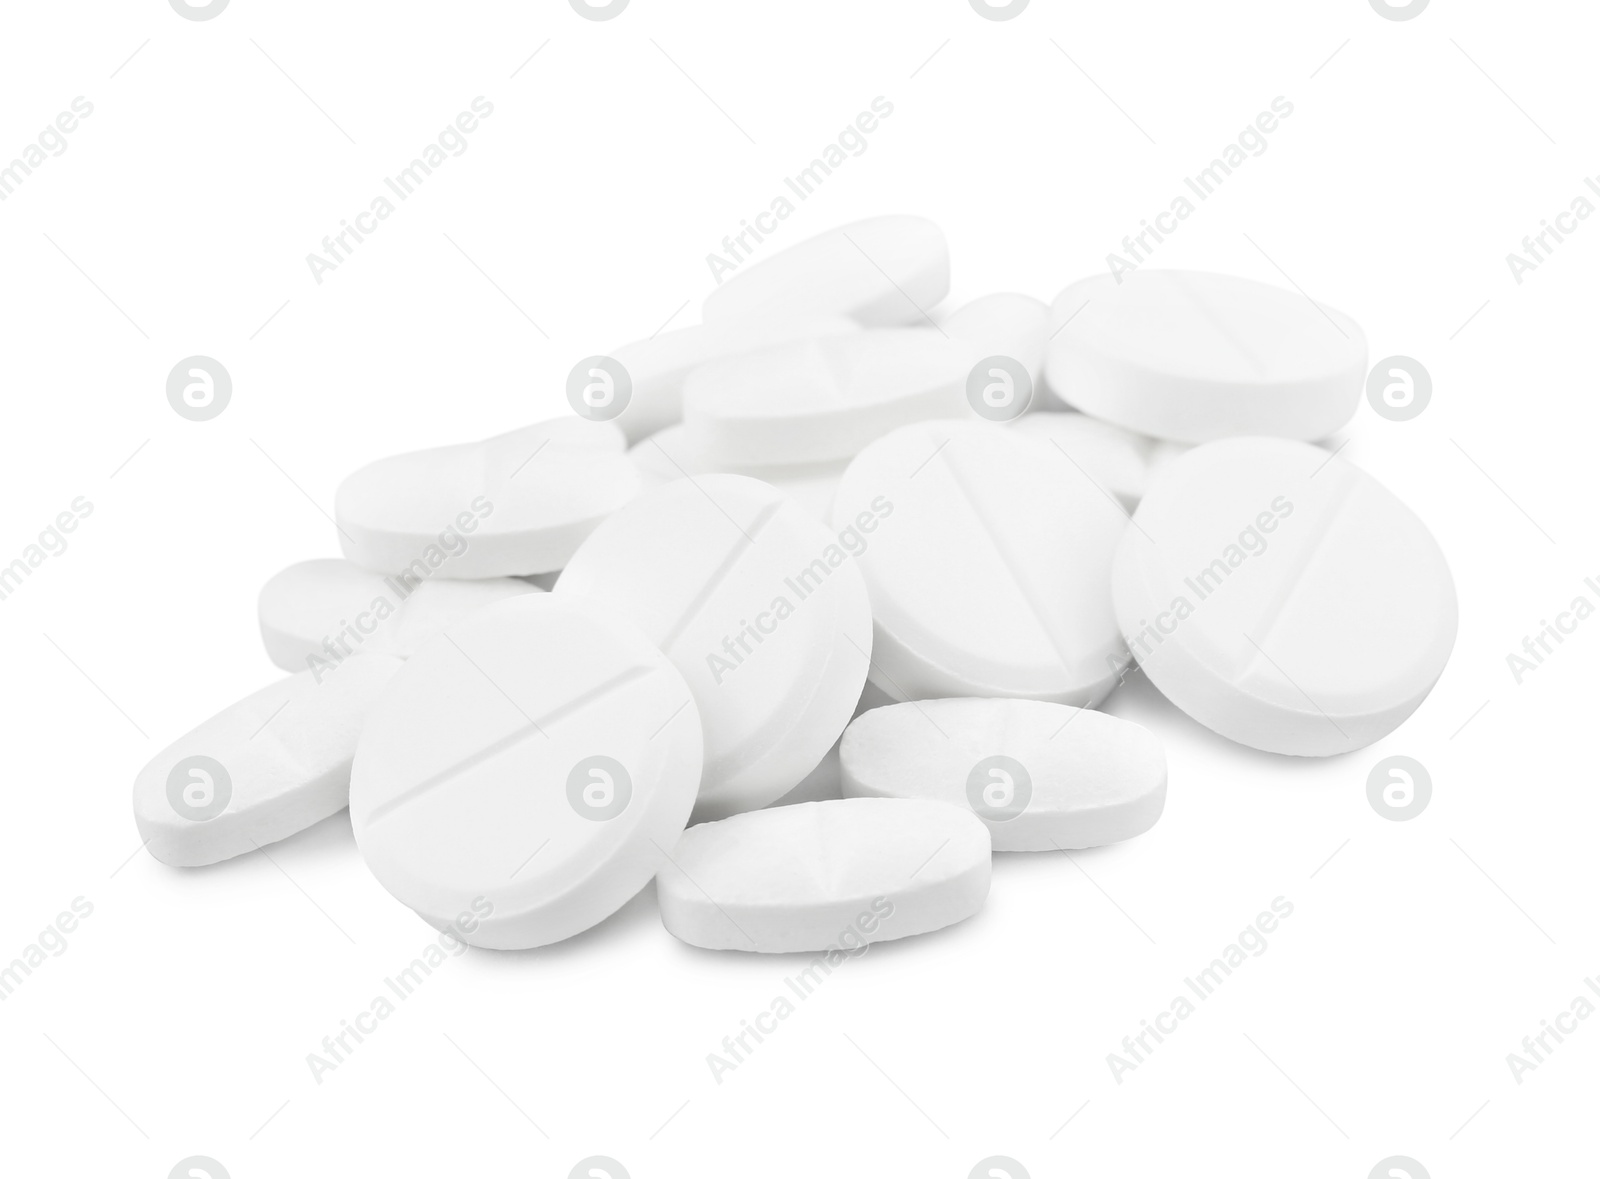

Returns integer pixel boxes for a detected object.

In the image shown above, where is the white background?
[1,1,1595,1175]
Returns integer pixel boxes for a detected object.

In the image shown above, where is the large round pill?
[350,595,703,949]
[556,475,871,822]
[1112,437,1457,756]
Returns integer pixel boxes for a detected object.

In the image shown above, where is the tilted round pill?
[628,424,846,523]
[350,595,703,949]
[133,653,404,867]
[257,558,535,672]
[701,214,949,327]
[833,420,1130,705]
[1009,412,1167,511]
[942,291,1051,402]
[1112,437,1457,756]
[556,475,871,822]
[840,698,1166,851]
[656,798,991,953]
[682,329,977,467]
[335,417,639,578]
[1046,270,1367,443]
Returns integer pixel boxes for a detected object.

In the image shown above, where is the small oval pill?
[1046,270,1367,443]
[942,292,1051,391]
[701,214,949,328]
[628,424,846,523]
[657,798,991,953]
[833,420,1130,706]
[133,652,405,867]
[683,329,976,467]
[258,558,536,672]
[350,595,703,949]
[840,698,1166,851]
[556,475,871,822]
[1113,437,1457,756]
[335,417,639,578]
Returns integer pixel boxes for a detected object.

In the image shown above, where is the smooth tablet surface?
[133,653,405,867]
[1046,270,1367,443]
[943,293,1050,389]
[629,424,845,522]
[1113,437,1457,756]
[335,417,639,578]
[657,798,991,952]
[840,698,1166,851]
[1010,412,1165,511]
[702,215,949,328]
[556,475,871,822]
[683,329,976,466]
[258,558,535,672]
[608,315,857,442]
[350,595,703,949]
[833,420,1130,705]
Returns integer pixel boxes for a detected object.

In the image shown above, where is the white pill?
[133,653,404,867]
[1113,437,1457,756]
[350,595,703,949]
[702,214,949,328]
[258,558,536,672]
[833,420,1130,706]
[840,698,1165,851]
[556,475,871,822]
[1009,412,1162,511]
[942,292,1050,391]
[606,315,857,442]
[335,417,639,578]
[682,329,976,466]
[1046,270,1367,443]
[656,798,990,952]
[629,424,846,522]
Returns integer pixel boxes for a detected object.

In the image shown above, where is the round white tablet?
[629,424,846,522]
[682,329,976,466]
[350,595,703,949]
[942,292,1050,390]
[335,417,639,578]
[1046,270,1367,443]
[606,315,857,442]
[556,475,871,822]
[133,653,405,867]
[258,558,535,672]
[656,798,991,952]
[1009,412,1164,511]
[832,420,1130,706]
[701,214,949,328]
[1113,437,1457,756]
[840,698,1166,851]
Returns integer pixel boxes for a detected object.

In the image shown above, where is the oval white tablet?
[607,314,857,442]
[133,653,405,867]
[942,292,1050,390]
[350,595,703,949]
[629,424,845,522]
[335,417,639,578]
[556,475,871,822]
[656,798,991,952]
[1046,270,1367,443]
[1009,412,1163,511]
[258,558,536,672]
[682,329,976,466]
[833,420,1130,706]
[702,215,949,328]
[1113,437,1457,756]
[840,698,1165,850]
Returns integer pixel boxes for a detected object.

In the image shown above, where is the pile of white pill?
[132,214,1458,953]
